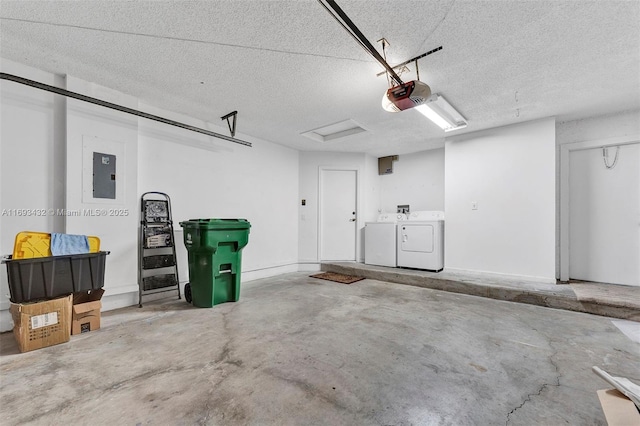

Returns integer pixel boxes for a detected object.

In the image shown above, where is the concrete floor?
[1,272,639,425]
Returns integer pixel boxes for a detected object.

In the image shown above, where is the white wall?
[65,76,140,310]
[379,148,445,214]
[0,66,142,324]
[137,105,300,282]
[0,59,300,331]
[444,118,557,282]
[3,54,635,334]
[297,149,446,264]
[361,153,381,259]
[0,60,62,330]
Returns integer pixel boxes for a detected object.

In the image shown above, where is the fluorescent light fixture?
[415,94,467,132]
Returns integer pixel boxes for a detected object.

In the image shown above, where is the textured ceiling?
[1,0,639,156]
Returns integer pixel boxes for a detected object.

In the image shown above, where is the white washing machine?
[364,213,407,267]
[397,211,444,271]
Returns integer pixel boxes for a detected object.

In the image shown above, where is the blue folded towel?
[51,233,90,256]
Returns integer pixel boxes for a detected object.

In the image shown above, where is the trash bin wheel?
[184,283,192,303]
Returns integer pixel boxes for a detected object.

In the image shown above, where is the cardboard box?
[597,389,640,426]
[10,295,72,353]
[72,288,104,335]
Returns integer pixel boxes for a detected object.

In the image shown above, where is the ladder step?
[143,200,169,223]
[143,274,178,291]
[143,255,176,269]
[144,225,172,248]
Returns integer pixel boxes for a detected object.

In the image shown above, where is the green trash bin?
[179,219,251,308]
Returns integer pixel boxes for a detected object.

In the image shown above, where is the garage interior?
[1,1,639,425]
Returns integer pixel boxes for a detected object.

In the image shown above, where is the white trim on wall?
[559,134,640,282]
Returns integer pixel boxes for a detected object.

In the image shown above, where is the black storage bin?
[3,251,108,303]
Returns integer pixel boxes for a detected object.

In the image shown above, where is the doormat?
[570,282,640,310]
[310,272,365,284]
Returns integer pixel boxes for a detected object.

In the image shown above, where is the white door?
[320,169,357,261]
[569,143,640,286]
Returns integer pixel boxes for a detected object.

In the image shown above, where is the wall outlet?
[471,201,478,210]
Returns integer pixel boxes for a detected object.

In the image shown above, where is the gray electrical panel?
[93,152,116,199]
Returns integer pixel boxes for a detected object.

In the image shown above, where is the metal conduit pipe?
[0,73,252,147]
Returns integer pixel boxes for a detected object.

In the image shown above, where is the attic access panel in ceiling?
[301,119,367,142]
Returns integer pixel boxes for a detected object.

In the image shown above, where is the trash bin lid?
[179,219,251,230]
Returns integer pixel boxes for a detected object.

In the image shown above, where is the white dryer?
[364,213,407,267]
[397,211,445,271]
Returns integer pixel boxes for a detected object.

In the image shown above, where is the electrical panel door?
[93,152,116,199]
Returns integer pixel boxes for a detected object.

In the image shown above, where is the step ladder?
[138,192,181,307]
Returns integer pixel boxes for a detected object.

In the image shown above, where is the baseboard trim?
[297,263,321,272]
[243,263,300,282]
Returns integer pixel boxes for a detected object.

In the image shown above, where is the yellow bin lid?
[12,231,100,259]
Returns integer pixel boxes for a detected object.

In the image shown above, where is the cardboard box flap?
[11,294,73,314]
[73,288,104,305]
[73,300,102,315]
[597,389,640,425]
